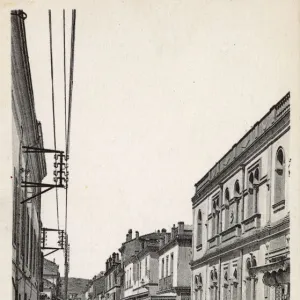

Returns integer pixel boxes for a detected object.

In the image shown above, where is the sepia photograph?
[2,1,299,300]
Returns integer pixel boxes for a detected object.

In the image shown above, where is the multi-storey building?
[190,93,290,300]
[11,9,47,300]
[41,259,61,300]
[91,272,106,300]
[122,230,163,300]
[157,222,192,300]
[104,252,123,300]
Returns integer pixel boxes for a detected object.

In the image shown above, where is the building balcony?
[241,213,261,233]
[208,235,219,249]
[159,275,173,292]
[219,224,241,243]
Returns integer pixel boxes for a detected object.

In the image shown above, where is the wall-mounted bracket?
[21,146,67,204]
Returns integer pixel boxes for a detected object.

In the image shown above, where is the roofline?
[194,92,290,190]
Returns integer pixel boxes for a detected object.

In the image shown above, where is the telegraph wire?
[48,9,60,230]
[66,9,76,158]
[48,10,57,151]
[64,9,77,300]
[63,9,67,145]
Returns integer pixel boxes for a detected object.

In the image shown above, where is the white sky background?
[20,0,298,279]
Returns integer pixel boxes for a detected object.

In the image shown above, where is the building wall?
[191,94,290,300]
[177,246,192,287]
[123,253,159,299]
[11,10,47,300]
[159,245,179,286]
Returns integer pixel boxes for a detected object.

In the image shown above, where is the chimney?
[116,253,120,262]
[126,233,129,242]
[157,230,160,233]
[178,221,184,235]
[128,229,133,241]
[161,228,167,234]
[171,224,176,239]
[112,252,116,264]
[159,236,164,248]
[106,260,109,271]
[108,256,112,268]
[165,233,171,244]
[136,231,139,239]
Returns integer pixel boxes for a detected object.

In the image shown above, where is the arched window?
[248,173,254,217]
[234,180,240,197]
[195,274,203,300]
[197,210,202,247]
[195,275,199,287]
[224,188,230,230]
[253,168,260,214]
[246,255,257,300]
[211,196,220,237]
[275,147,286,204]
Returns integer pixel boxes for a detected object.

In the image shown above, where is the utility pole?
[64,234,69,300]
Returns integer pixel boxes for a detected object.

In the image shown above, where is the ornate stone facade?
[191,93,290,300]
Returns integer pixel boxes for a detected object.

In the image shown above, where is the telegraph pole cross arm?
[21,146,68,203]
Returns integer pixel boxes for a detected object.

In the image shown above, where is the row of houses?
[74,92,291,300]
[74,222,193,300]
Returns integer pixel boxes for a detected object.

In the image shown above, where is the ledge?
[230,196,242,205]
[191,214,290,270]
[272,199,285,213]
[208,235,219,249]
[219,224,241,242]
[241,213,261,233]
[196,244,203,251]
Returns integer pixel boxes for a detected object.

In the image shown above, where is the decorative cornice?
[158,234,192,255]
[191,215,290,269]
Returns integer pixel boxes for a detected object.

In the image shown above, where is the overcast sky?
[21,0,297,279]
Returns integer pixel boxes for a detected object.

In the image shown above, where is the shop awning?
[249,258,290,287]
[249,258,290,276]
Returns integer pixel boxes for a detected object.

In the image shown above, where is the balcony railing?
[159,275,173,292]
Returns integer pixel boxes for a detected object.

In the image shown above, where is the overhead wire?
[64,10,77,300]
[65,8,76,235]
[66,9,76,158]
[48,9,60,230]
